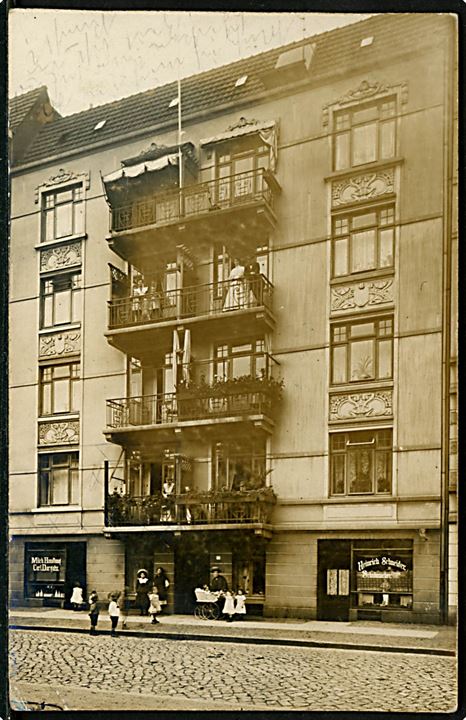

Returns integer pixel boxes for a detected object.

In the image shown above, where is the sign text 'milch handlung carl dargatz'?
[30,556,63,572]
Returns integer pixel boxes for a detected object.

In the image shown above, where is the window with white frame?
[332,205,395,278]
[40,272,81,328]
[330,429,392,496]
[40,362,80,416]
[41,184,84,242]
[215,339,266,381]
[331,317,393,384]
[333,97,396,171]
[38,452,79,506]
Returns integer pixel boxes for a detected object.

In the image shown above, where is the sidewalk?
[9,607,456,656]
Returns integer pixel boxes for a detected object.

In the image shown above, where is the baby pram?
[194,588,221,619]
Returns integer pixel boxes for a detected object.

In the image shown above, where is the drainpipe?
[440,23,455,625]
[104,460,109,527]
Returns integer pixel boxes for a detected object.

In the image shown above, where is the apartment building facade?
[9,13,457,623]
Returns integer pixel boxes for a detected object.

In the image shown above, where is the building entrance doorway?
[174,542,210,614]
[317,540,351,621]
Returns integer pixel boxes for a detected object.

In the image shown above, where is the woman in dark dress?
[153,567,170,612]
[135,569,150,616]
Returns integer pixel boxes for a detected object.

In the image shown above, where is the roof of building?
[9,85,48,132]
[11,13,451,169]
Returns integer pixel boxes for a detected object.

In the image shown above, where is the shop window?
[333,97,396,171]
[40,362,80,416]
[213,439,266,491]
[353,540,413,610]
[38,452,79,506]
[332,205,395,278]
[330,429,392,496]
[232,550,265,596]
[215,339,266,381]
[40,271,82,328]
[42,184,84,242]
[25,546,67,600]
[331,317,393,384]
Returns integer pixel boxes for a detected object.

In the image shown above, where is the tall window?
[331,317,393,384]
[333,97,396,171]
[216,137,270,205]
[330,430,392,496]
[40,362,80,416]
[42,185,84,242]
[215,339,266,381]
[213,439,266,491]
[40,272,81,328]
[39,452,79,506]
[332,206,395,277]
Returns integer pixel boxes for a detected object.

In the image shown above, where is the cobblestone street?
[9,629,456,712]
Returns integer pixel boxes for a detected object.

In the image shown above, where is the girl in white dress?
[70,582,84,611]
[234,589,247,620]
[223,590,235,621]
[222,259,246,311]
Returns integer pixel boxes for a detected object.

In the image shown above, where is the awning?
[103,153,179,184]
[200,119,275,147]
[200,119,278,172]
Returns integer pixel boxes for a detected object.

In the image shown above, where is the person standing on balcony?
[246,257,261,306]
[132,277,148,322]
[154,567,170,612]
[223,258,245,311]
[149,279,161,320]
[135,569,150,616]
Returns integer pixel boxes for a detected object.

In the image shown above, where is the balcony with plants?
[105,354,283,444]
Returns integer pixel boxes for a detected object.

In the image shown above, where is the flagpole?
[177,78,183,190]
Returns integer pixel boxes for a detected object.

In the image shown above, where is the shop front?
[24,541,87,607]
[121,530,268,615]
[317,539,413,622]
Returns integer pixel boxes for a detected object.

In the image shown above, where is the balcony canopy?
[200,118,278,171]
[103,153,179,185]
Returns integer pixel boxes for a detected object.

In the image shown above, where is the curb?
[10,624,456,657]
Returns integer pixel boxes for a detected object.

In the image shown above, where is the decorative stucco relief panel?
[40,242,81,273]
[329,390,393,422]
[331,278,394,314]
[331,168,395,207]
[38,421,80,446]
[39,331,81,358]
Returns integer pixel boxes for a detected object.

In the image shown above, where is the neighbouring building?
[9,13,457,623]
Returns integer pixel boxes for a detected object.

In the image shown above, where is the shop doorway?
[174,544,210,614]
[317,540,351,621]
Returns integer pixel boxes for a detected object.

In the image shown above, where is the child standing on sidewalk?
[148,586,161,624]
[223,590,235,622]
[234,589,247,620]
[88,591,99,635]
[118,587,131,629]
[108,592,120,636]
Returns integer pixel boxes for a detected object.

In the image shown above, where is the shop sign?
[356,556,407,573]
[29,555,63,573]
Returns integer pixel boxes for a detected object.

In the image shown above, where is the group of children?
[221,589,247,622]
[87,584,164,636]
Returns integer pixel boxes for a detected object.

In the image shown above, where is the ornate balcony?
[106,168,280,265]
[106,275,275,353]
[105,487,277,530]
[105,371,283,444]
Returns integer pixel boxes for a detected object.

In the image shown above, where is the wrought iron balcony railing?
[106,389,275,429]
[108,275,273,329]
[106,487,277,527]
[109,168,276,233]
